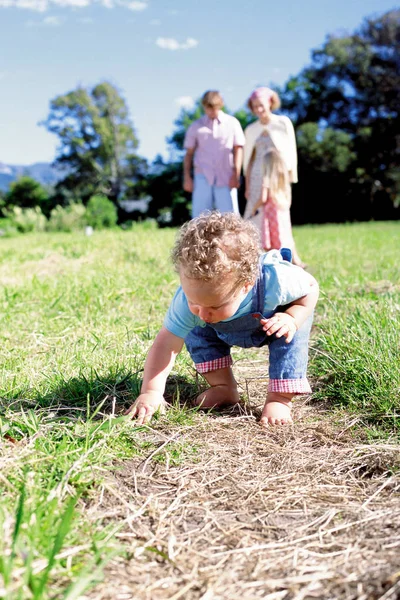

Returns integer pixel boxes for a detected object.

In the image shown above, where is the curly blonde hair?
[172,211,261,286]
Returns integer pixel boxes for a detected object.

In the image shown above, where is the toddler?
[128,211,319,427]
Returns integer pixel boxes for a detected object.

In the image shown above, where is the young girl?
[249,148,293,250]
[127,211,319,427]
[243,87,305,268]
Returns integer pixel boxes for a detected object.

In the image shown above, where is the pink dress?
[244,133,295,251]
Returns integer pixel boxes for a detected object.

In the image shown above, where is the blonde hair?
[265,149,291,208]
[172,211,261,286]
[201,90,224,109]
[247,90,281,112]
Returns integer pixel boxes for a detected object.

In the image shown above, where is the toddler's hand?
[260,312,297,343]
[126,391,166,425]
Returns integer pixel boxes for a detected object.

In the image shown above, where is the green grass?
[0,220,399,597]
[295,221,400,434]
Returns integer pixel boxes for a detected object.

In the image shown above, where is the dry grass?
[82,350,400,600]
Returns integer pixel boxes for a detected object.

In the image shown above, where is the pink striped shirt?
[184,111,245,187]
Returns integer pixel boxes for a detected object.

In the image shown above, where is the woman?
[243,87,305,267]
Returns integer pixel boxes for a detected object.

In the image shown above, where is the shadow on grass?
[0,368,258,430]
[0,369,207,421]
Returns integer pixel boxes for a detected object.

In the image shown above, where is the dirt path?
[87,350,400,600]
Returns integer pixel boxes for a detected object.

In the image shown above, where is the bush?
[47,203,87,232]
[86,195,117,229]
[4,176,50,213]
[5,206,47,233]
[0,217,18,237]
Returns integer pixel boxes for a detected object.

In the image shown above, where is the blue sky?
[0,0,397,166]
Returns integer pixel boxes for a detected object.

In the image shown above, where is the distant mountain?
[0,162,66,192]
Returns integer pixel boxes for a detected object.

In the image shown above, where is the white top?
[243,114,298,183]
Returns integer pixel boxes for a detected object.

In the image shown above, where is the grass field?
[0,220,399,599]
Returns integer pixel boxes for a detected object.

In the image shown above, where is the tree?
[147,156,190,226]
[167,99,203,158]
[3,176,50,215]
[145,102,204,224]
[281,9,400,215]
[233,108,255,133]
[42,81,143,206]
[291,123,357,223]
[0,189,6,213]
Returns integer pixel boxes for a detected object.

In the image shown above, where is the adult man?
[183,90,245,218]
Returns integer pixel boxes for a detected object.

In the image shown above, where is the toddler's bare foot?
[195,385,240,409]
[260,392,293,426]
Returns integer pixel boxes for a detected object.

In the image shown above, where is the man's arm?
[229,145,243,189]
[127,327,184,424]
[183,148,195,193]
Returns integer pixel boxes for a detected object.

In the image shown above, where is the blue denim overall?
[185,249,313,386]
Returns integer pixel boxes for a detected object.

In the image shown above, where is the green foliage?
[4,176,50,213]
[313,298,400,428]
[281,8,400,217]
[0,217,18,237]
[147,158,190,226]
[296,123,355,172]
[294,221,400,435]
[42,81,144,205]
[86,194,118,229]
[0,488,79,599]
[233,108,255,131]
[5,206,47,233]
[47,203,87,232]
[0,425,123,599]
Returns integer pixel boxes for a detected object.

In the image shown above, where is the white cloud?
[25,13,64,24]
[0,0,147,8]
[175,96,194,110]
[183,37,197,49]
[156,37,179,50]
[124,0,147,10]
[156,37,198,51]
[15,0,47,11]
[52,0,90,7]
[43,14,62,24]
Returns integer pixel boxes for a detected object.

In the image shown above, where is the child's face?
[180,272,253,324]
